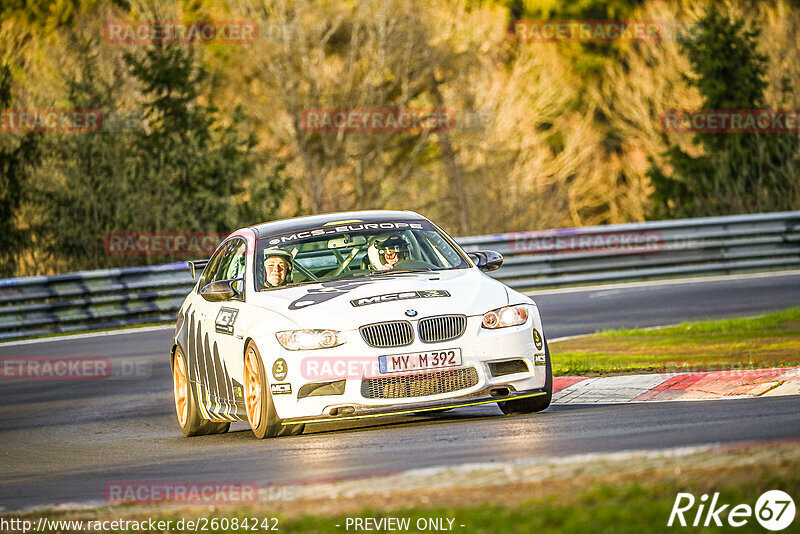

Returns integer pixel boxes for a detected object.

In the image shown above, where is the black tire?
[172,347,230,437]
[244,341,305,439]
[205,420,232,434]
[498,339,552,415]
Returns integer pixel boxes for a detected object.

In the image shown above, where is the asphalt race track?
[1,272,799,512]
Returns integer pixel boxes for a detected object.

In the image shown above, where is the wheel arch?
[243,336,256,362]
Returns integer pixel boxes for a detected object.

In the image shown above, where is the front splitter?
[281,388,549,425]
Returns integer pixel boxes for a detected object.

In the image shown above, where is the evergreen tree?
[30,35,130,271]
[0,64,40,277]
[31,38,285,273]
[648,7,800,219]
[122,43,257,240]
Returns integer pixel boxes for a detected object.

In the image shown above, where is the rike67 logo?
[668,490,796,530]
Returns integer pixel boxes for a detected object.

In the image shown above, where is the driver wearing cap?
[263,248,292,287]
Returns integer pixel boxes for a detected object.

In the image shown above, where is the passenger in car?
[378,235,411,270]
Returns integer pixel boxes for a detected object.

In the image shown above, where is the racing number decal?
[272,358,288,381]
[533,328,543,350]
[215,308,239,335]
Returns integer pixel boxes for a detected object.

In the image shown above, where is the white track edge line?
[0,324,174,347]
[525,269,800,296]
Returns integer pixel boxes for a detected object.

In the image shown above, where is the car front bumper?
[263,311,549,420]
[280,384,549,425]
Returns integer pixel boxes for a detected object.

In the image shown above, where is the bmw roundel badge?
[405,309,418,317]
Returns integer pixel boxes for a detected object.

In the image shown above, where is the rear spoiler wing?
[187,259,209,280]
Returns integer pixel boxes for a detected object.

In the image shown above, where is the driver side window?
[223,241,247,280]
[199,239,247,292]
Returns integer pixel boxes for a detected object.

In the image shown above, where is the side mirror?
[469,250,504,272]
[188,259,209,280]
[200,278,243,302]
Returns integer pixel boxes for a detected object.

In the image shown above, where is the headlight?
[482,305,528,329]
[275,330,344,350]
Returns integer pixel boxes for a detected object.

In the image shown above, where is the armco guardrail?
[458,210,800,288]
[0,263,193,341]
[1,211,798,341]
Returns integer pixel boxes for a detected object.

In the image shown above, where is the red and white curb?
[552,367,800,404]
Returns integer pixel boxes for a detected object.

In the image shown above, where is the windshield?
[254,220,470,290]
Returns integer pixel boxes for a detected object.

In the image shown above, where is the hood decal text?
[350,290,450,307]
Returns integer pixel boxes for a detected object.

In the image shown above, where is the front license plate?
[379,348,462,374]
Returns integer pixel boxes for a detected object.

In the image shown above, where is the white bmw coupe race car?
[171,211,552,438]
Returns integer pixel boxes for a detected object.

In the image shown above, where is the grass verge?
[551,308,800,376]
[8,442,799,533]
[282,465,799,533]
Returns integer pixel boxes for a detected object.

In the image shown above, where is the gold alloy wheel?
[245,347,262,429]
[173,350,188,427]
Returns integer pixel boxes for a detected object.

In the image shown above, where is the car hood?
[246,268,512,329]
